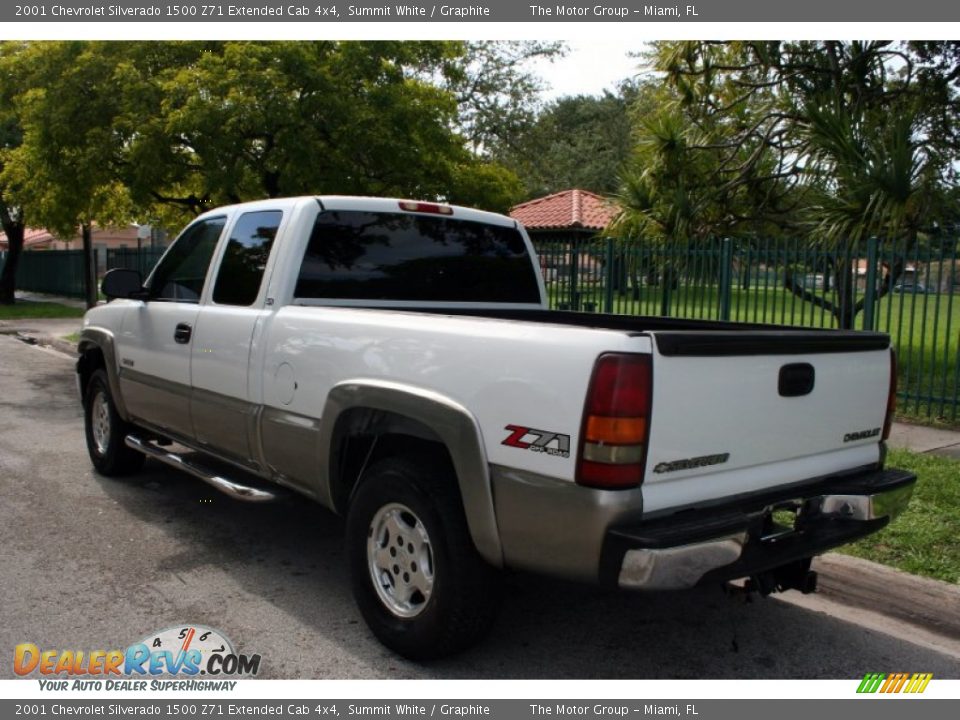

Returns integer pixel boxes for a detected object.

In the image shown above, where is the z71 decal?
[502,425,571,459]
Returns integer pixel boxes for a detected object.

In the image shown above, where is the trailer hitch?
[745,558,818,596]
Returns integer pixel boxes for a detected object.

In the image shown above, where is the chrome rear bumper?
[607,467,916,591]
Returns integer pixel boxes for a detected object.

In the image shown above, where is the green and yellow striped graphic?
[857,672,933,694]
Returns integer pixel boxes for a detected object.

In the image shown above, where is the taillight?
[398,200,453,215]
[882,349,897,441]
[577,353,652,489]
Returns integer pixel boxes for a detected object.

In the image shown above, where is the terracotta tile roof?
[0,228,56,250]
[510,189,618,231]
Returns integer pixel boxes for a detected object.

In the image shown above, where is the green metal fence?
[0,247,166,300]
[535,236,960,422]
[2,249,88,299]
[104,247,166,277]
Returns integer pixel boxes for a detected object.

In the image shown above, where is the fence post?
[569,242,580,311]
[719,237,733,321]
[604,237,614,314]
[863,236,879,331]
[660,266,671,317]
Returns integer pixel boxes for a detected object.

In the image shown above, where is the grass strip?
[839,448,960,584]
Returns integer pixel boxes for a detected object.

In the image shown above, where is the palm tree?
[790,100,942,328]
[607,111,714,304]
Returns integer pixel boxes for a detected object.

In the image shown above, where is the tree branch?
[784,267,838,314]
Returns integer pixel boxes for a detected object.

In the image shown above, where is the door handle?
[174,323,193,344]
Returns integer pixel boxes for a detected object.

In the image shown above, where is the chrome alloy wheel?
[367,502,435,618]
[91,390,111,456]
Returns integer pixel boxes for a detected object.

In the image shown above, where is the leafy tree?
[2,41,136,308]
[442,40,565,154]
[114,41,524,220]
[788,100,944,327]
[616,41,957,328]
[494,85,638,199]
[608,74,794,298]
[0,42,27,305]
[608,106,717,298]
[0,41,539,303]
[907,41,960,155]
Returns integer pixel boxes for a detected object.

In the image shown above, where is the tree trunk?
[82,223,97,309]
[833,258,857,330]
[630,263,643,300]
[612,252,626,294]
[0,222,24,305]
[660,266,673,315]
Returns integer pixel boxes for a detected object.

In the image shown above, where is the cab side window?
[212,210,282,306]
[148,217,226,302]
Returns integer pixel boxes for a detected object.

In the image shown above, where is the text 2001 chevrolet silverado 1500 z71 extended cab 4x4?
[77,196,916,659]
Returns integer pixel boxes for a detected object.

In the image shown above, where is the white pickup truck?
[78,196,915,659]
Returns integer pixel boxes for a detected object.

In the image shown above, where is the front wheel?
[84,368,145,476]
[346,455,500,660]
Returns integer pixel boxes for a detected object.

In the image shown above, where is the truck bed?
[332,305,891,354]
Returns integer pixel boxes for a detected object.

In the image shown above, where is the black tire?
[84,368,145,476]
[346,454,500,660]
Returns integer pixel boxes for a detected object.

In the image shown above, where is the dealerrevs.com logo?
[14,625,261,691]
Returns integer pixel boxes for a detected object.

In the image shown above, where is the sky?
[531,39,649,100]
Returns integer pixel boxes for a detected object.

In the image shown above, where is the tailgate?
[641,330,892,515]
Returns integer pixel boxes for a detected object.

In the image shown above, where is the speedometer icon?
[133,624,235,675]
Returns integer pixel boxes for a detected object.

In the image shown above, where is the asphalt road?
[1,334,958,679]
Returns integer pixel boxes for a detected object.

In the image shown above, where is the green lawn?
[837,448,960,584]
[0,300,85,320]
[875,292,960,422]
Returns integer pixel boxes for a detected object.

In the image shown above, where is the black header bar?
[4,0,960,23]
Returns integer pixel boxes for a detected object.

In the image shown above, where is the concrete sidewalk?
[0,315,83,356]
[14,290,88,309]
[887,422,960,460]
[0,291,86,354]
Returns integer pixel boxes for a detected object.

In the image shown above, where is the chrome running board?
[125,435,281,502]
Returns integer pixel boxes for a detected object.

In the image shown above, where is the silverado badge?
[653,453,730,474]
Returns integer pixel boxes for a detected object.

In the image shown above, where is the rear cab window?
[294,210,541,304]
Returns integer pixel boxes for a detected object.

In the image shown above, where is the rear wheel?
[346,454,500,660]
[84,368,145,476]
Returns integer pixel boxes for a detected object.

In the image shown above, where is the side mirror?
[102,268,147,301]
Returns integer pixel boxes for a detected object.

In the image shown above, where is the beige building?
[0,225,152,252]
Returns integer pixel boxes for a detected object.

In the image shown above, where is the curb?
[6,330,78,358]
[43,335,79,357]
[815,553,960,639]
